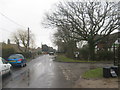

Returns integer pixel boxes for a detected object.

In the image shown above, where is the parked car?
[0,57,12,76]
[7,54,27,67]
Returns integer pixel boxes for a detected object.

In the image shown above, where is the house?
[1,42,29,53]
[96,32,120,51]
[36,47,42,52]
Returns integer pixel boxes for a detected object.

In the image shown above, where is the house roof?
[97,32,119,48]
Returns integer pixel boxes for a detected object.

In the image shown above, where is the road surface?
[2,55,112,88]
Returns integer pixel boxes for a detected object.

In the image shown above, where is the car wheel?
[23,63,25,67]
[20,64,24,67]
[8,70,12,75]
[24,63,27,67]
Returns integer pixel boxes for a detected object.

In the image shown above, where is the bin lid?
[103,67,111,69]
[111,66,118,68]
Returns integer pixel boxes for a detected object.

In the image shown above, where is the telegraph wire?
[0,12,26,29]
[0,12,30,46]
[0,27,13,33]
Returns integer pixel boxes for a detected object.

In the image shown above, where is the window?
[8,54,24,59]
[2,58,8,64]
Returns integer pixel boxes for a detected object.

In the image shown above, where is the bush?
[37,51,42,55]
[19,52,32,59]
[2,47,16,59]
[79,47,89,60]
[13,52,36,59]
[96,50,114,60]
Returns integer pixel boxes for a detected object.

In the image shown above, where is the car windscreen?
[2,58,8,64]
[8,55,24,59]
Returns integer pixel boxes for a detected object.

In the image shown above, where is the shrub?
[2,47,16,59]
[20,52,32,59]
[96,50,114,60]
[37,51,42,55]
[78,47,89,60]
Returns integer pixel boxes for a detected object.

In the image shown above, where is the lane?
[25,55,75,88]
[2,55,46,88]
[3,55,72,88]
[2,55,112,88]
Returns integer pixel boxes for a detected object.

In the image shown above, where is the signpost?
[118,1,120,67]
[74,52,79,60]
[117,2,120,88]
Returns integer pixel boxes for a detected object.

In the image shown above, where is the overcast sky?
[0,0,119,49]
[0,0,61,49]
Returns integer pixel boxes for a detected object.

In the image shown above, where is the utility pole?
[28,27,30,52]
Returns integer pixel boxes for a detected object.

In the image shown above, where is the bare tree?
[12,29,35,52]
[53,28,77,57]
[43,1,118,60]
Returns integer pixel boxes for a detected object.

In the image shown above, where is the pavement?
[2,54,113,88]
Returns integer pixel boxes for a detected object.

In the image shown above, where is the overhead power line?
[0,27,12,33]
[0,12,26,28]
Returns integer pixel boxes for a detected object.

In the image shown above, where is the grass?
[82,68,103,79]
[55,55,96,63]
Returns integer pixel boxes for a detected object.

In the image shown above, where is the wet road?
[2,55,112,88]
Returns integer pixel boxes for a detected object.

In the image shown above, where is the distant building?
[42,44,49,52]
[36,47,42,53]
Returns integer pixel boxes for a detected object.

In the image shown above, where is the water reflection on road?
[2,55,112,88]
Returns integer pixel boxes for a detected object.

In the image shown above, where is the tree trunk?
[17,43,24,53]
[88,41,95,61]
[66,40,77,58]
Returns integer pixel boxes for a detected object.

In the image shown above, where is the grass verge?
[55,55,96,63]
[82,68,103,79]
